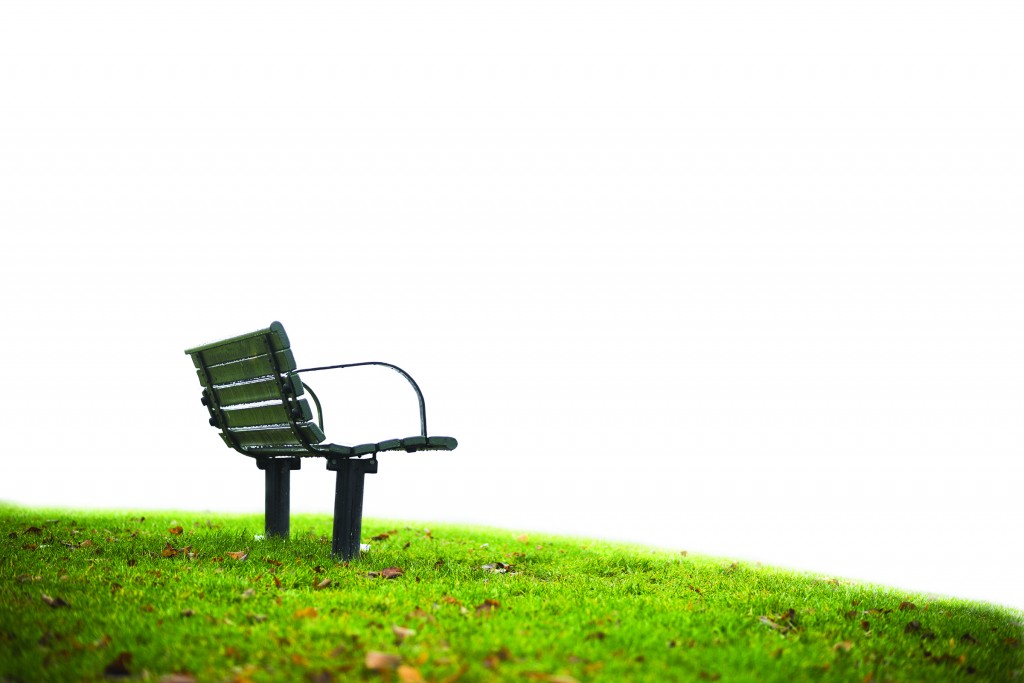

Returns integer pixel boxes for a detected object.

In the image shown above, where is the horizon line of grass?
[2,504,1022,682]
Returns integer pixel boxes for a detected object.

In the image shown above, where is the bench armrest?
[289,362,429,438]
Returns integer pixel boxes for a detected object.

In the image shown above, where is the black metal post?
[256,457,301,539]
[326,457,378,561]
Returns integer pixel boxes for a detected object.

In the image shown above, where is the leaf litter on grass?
[1,505,1022,683]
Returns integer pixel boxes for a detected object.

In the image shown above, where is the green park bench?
[185,321,458,560]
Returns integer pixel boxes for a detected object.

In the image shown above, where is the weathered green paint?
[185,321,290,367]
[206,374,304,407]
[196,349,297,386]
[219,399,314,429]
[227,422,327,449]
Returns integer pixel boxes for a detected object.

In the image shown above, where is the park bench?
[185,321,457,560]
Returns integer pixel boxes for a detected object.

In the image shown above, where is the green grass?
[1,504,1021,683]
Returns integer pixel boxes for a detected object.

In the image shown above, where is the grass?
[1,504,1021,683]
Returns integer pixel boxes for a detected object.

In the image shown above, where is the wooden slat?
[212,375,304,407]
[198,349,296,386]
[186,321,290,367]
[227,423,326,448]
[220,399,313,429]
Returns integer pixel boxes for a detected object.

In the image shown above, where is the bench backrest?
[185,322,326,457]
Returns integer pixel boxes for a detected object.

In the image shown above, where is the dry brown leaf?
[24,526,43,535]
[225,551,249,561]
[41,593,69,608]
[104,651,133,678]
[833,641,854,652]
[397,665,424,683]
[293,607,318,619]
[381,567,404,579]
[365,651,402,671]
[372,533,390,541]
[315,578,332,590]
[899,601,916,611]
[475,599,501,615]
[272,574,282,589]
[169,526,184,536]
[161,543,178,558]
[392,625,416,643]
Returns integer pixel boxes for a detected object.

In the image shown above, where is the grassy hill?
[1,504,1021,682]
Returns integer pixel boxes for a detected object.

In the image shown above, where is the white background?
[1,1,1021,611]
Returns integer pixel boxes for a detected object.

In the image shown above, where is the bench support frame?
[327,457,379,561]
[256,457,302,539]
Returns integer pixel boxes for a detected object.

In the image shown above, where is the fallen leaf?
[899,601,916,611]
[315,578,332,590]
[41,593,70,608]
[225,551,249,561]
[833,641,854,652]
[104,651,133,678]
[381,567,404,579]
[372,533,390,541]
[169,526,184,536]
[24,526,43,535]
[759,609,798,635]
[365,651,402,671]
[161,543,178,558]
[273,575,282,589]
[483,646,512,668]
[294,607,318,619]
[392,625,416,643]
[397,665,424,683]
[516,534,529,543]
[475,599,501,615]
[22,543,38,551]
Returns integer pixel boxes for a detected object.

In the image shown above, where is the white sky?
[1,1,1022,611]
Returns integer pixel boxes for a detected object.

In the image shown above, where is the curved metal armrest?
[289,362,428,438]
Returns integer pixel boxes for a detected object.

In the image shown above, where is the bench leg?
[256,457,301,539]
[327,457,378,561]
